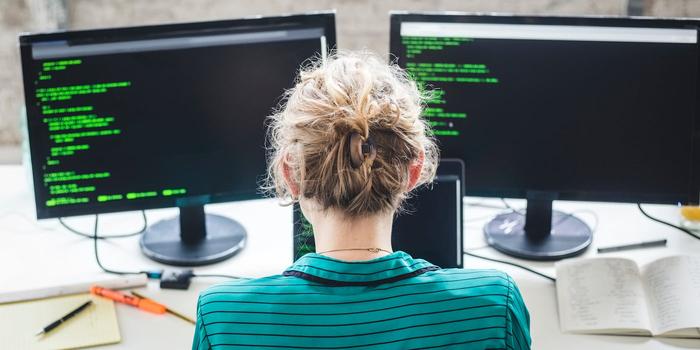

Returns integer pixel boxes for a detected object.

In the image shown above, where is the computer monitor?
[390,13,700,260]
[19,12,336,266]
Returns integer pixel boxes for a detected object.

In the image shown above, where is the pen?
[597,239,667,253]
[131,291,196,325]
[35,300,92,336]
[91,285,166,314]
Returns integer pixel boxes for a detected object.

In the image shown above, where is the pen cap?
[137,298,166,314]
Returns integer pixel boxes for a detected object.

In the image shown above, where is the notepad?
[0,293,121,349]
[555,255,700,338]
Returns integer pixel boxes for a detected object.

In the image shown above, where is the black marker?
[597,239,667,253]
[35,300,92,336]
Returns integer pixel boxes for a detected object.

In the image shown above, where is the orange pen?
[90,285,166,314]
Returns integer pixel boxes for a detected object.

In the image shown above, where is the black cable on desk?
[463,250,556,282]
[637,203,699,241]
[500,198,600,233]
[59,211,147,239]
[500,198,520,213]
[91,215,148,276]
[60,213,245,281]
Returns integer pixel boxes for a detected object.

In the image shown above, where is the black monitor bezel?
[20,12,336,219]
[390,12,700,205]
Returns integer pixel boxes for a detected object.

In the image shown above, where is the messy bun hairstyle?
[265,51,439,217]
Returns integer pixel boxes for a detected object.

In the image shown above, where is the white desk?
[1,164,699,350]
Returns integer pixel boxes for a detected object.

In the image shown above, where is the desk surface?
[1,164,699,350]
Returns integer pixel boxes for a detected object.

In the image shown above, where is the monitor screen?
[390,14,700,204]
[20,13,336,218]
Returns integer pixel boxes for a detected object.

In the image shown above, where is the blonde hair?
[265,51,439,217]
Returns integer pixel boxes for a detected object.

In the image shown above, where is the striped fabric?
[193,251,531,349]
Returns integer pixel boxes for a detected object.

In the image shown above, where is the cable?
[59,211,147,239]
[500,198,519,213]
[464,201,510,210]
[463,244,492,251]
[499,198,599,232]
[638,203,699,240]
[92,215,147,276]
[66,213,244,280]
[463,199,519,223]
[463,250,556,282]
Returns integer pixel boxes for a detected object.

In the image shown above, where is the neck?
[302,201,394,261]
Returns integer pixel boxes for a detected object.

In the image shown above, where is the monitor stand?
[140,205,246,266]
[483,191,591,261]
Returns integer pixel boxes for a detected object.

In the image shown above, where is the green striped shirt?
[193,251,531,349]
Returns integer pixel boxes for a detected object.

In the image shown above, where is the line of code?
[402,36,499,137]
[33,58,188,208]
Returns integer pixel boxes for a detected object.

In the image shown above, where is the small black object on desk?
[597,239,667,253]
[35,300,92,336]
[160,269,194,290]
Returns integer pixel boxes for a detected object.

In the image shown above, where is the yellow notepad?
[0,293,121,349]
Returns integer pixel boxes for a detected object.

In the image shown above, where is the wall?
[0,0,697,158]
[1,0,65,146]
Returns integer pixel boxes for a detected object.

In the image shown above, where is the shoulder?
[392,267,521,320]
[423,267,514,296]
[195,274,310,337]
[421,268,520,313]
[193,276,299,350]
[200,274,298,292]
[197,274,304,308]
[423,268,531,348]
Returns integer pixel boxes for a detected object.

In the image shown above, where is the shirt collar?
[283,251,439,286]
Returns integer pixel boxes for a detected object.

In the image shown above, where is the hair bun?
[349,132,376,169]
[265,51,439,217]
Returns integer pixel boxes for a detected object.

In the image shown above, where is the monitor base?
[140,212,246,266]
[484,210,591,261]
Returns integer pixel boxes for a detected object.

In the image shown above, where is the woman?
[193,52,531,349]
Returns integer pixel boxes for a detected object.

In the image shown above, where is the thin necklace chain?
[317,247,393,255]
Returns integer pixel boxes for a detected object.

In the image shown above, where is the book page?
[642,255,700,336]
[556,257,651,334]
[0,293,121,350]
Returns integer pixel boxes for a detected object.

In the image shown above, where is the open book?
[555,255,700,338]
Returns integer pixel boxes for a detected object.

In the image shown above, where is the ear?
[281,154,300,198]
[406,150,425,191]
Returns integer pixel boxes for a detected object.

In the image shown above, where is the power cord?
[91,214,154,276]
[463,198,564,282]
[465,201,511,210]
[83,214,242,281]
[637,203,699,241]
[59,210,147,239]
[464,201,699,282]
[500,198,521,213]
[500,198,599,233]
[463,250,556,282]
